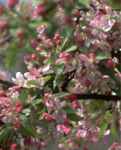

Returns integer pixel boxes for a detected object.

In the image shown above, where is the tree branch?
[74,93,121,101]
[0,79,121,101]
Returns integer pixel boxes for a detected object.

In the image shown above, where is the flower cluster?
[0,0,121,150]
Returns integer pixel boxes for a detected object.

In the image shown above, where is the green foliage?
[99,64,121,96]
[0,0,121,149]
[99,122,108,138]
[5,42,19,69]
[64,107,80,121]
[19,89,29,104]
[108,0,121,9]
[78,0,90,7]
[96,52,111,61]
[20,116,37,137]
[0,126,13,144]
[65,45,77,52]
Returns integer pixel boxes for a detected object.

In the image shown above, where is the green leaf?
[19,89,29,103]
[0,127,12,144]
[21,119,36,137]
[61,37,69,50]
[99,122,108,138]
[54,92,69,98]
[61,26,74,37]
[78,0,90,7]
[68,113,80,122]
[31,98,42,106]
[55,63,64,75]
[22,108,31,116]
[64,107,80,121]
[108,0,121,10]
[96,52,110,61]
[66,45,77,52]
[111,126,118,138]
[5,42,19,69]
[43,75,52,83]
[88,101,105,112]
[27,80,38,87]
[104,111,112,123]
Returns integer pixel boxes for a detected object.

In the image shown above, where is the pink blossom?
[108,142,121,150]
[34,4,45,16]
[53,32,62,45]
[56,124,71,135]
[71,100,80,109]
[90,12,115,32]
[106,59,116,68]
[0,19,8,31]
[86,127,99,143]
[12,117,21,129]
[76,128,87,139]
[12,72,25,87]
[44,93,55,109]
[24,68,41,80]
[0,90,6,97]
[15,101,23,113]
[56,52,72,63]
[30,39,38,49]
[42,112,55,121]
[10,143,17,150]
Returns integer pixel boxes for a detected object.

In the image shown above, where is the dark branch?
[0,35,12,45]
[75,94,121,101]
[0,79,15,88]
[79,8,121,11]
[0,79,121,100]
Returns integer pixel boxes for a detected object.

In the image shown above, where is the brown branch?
[73,93,121,101]
[0,79,15,88]
[79,8,121,11]
[0,34,12,45]
[0,79,121,101]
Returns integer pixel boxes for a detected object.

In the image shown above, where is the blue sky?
[0,0,6,5]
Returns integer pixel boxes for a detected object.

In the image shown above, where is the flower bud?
[35,4,45,16]
[10,143,17,150]
[0,5,4,16]
[0,20,8,31]
[7,0,18,8]
[106,59,116,68]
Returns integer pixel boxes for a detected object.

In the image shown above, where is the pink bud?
[7,0,18,8]
[10,143,17,150]
[59,52,72,62]
[0,20,8,31]
[71,100,80,109]
[43,112,55,122]
[35,4,45,16]
[15,101,23,113]
[106,59,115,68]
[0,5,4,15]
